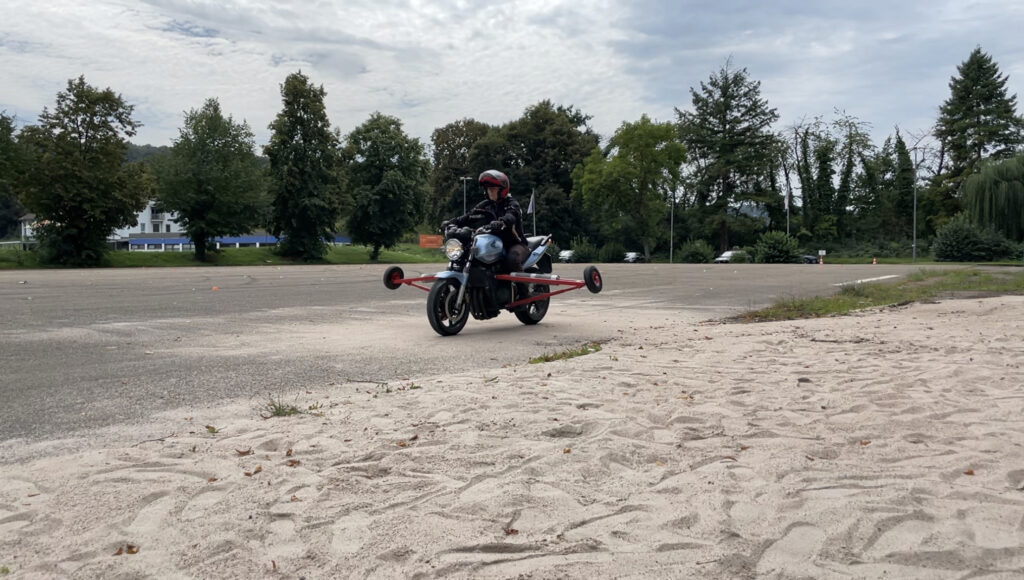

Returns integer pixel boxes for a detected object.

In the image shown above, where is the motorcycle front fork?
[454,262,470,311]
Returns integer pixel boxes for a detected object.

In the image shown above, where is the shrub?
[570,236,599,263]
[598,241,626,263]
[753,231,799,263]
[547,240,562,260]
[932,213,1015,261]
[677,239,715,263]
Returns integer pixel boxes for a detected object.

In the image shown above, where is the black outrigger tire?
[426,278,469,336]
[383,266,404,290]
[584,265,603,293]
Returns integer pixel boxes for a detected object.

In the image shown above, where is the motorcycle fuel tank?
[472,234,504,264]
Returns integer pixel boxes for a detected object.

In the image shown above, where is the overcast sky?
[2,0,1022,152]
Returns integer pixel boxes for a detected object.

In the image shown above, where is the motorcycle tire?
[514,283,549,326]
[427,278,469,336]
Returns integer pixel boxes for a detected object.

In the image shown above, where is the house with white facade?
[114,201,184,238]
[19,201,349,251]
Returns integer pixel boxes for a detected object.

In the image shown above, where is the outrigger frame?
[384,269,597,309]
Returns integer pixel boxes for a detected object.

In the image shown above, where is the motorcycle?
[382,216,603,336]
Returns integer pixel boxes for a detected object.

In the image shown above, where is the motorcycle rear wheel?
[514,283,549,325]
[427,278,469,336]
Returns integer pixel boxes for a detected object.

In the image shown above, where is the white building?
[19,201,184,247]
[112,201,184,238]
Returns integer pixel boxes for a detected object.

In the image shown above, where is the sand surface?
[2,296,1024,579]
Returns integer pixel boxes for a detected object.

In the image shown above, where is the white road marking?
[833,275,901,286]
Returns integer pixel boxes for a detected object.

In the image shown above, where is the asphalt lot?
[0,261,948,444]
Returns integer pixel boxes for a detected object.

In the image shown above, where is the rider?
[444,170,529,274]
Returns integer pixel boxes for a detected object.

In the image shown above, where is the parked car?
[713,250,749,264]
[801,254,819,264]
[624,252,645,263]
[558,249,575,263]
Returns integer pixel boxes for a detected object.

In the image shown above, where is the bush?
[570,236,599,263]
[677,239,715,263]
[932,213,1015,261]
[753,231,799,263]
[547,240,562,260]
[598,241,626,263]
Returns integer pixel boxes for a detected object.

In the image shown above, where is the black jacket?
[450,196,526,248]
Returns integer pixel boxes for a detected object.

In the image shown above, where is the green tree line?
[1,47,1022,265]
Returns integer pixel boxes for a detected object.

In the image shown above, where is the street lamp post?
[459,176,472,214]
[912,149,921,263]
[669,190,675,264]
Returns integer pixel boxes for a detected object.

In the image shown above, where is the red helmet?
[478,170,510,198]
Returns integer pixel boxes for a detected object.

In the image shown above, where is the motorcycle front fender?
[434,270,468,285]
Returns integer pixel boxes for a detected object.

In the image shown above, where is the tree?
[428,118,492,226]
[573,115,685,260]
[934,47,1024,195]
[343,112,428,260]
[469,101,600,245]
[753,230,799,263]
[787,113,876,244]
[0,112,26,240]
[676,59,782,250]
[154,98,268,261]
[264,71,342,261]
[963,154,1024,242]
[18,77,151,265]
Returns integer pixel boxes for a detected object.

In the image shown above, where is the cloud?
[1,0,1021,150]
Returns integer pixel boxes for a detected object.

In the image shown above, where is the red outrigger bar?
[384,268,602,309]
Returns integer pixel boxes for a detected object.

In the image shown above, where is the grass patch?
[530,341,603,364]
[732,267,1024,323]
[262,396,303,418]
[3,243,448,270]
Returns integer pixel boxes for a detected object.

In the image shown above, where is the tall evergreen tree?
[154,98,268,261]
[264,71,341,261]
[676,59,781,250]
[0,112,26,240]
[934,47,1024,193]
[891,132,916,240]
[343,113,428,260]
[18,77,151,265]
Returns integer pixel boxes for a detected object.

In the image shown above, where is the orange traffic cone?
[872,257,877,265]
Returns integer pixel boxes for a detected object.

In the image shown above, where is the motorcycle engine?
[493,283,511,307]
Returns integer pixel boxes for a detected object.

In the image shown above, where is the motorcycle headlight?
[444,238,464,260]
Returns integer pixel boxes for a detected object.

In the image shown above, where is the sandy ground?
[2,296,1024,579]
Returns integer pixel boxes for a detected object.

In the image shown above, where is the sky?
[2,0,1022,152]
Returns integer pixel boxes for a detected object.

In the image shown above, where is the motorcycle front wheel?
[427,278,469,336]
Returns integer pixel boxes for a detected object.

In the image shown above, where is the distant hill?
[126,143,171,163]
[126,143,268,167]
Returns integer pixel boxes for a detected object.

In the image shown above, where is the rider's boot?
[511,282,530,311]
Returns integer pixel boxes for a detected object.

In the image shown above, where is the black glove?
[489,220,504,231]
